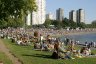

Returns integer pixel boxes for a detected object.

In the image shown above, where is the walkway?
[0,39,22,64]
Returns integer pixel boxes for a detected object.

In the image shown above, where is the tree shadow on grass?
[22,54,52,59]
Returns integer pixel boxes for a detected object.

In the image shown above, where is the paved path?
[0,39,22,64]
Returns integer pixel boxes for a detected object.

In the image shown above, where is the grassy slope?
[0,52,12,64]
[2,39,96,64]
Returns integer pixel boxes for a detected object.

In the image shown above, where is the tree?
[0,0,37,28]
[62,18,71,28]
[86,24,92,28]
[92,20,96,24]
[0,20,7,28]
[77,22,86,28]
[0,0,37,20]
[52,20,62,29]
[91,20,96,28]
[69,20,77,29]
[44,19,52,28]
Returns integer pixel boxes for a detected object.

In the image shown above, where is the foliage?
[0,20,7,28]
[0,0,37,20]
[91,20,96,28]
[0,18,24,28]
[52,20,62,29]
[44,18,86,29]
[44,19,52,28]
[62,18,70,28]
[85,20,96,28]
[92,20,96,24]
[44,19,96,29]
[69,21,77,29]
[0,0,37,28]
[77,22,86,28]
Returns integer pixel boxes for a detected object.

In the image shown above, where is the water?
[60,33,96,44]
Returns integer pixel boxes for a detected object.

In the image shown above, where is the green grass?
[2,39,96,64]
[0,52,12,64]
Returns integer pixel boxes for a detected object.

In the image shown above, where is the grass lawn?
[2,39,96,64]
[0,52,12,64]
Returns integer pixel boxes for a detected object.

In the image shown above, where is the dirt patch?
[0,39,22,64]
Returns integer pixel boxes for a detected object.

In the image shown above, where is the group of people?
[33,33,95,59]
[0,27,96,60]
[85,41,96,48]
[51,39,94,59]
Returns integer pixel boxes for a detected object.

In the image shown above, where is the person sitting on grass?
[41,41,49,51]
[51,39,74,59]
[47,43,54,51]
[73,50,83,58]
[34,39,40,49]
[67,40,76,52]
[80,47,91,56]
[16,37,22,45]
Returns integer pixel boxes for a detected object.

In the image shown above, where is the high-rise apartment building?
[69,10,76,22]
[56,8,64,21]
[46,13,54,20]
[25,11,31,25]
[26,0,46,25]
[77,9,85,23]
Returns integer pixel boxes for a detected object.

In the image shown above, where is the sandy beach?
[51,29,96,38]
[64,31,96,36]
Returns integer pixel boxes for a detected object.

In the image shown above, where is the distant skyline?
[46,0,96,24]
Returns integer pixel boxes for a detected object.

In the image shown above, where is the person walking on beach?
[70,40,75,51]
[65,38,70,46]
[85,41,88,47]
[93,42,96,48]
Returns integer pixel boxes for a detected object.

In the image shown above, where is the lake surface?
[60,33,96,44]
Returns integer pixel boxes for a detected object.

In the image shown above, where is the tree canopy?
[44,18,87,29]
[0,0,37,28]
[0,0,37,20]
[91,20,96,28]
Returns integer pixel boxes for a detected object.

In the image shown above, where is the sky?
[46,0,96,24]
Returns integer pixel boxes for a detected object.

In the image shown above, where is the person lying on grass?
[51,39,75,59]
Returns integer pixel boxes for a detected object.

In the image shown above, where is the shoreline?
[64,31,96,36]
[52,31,96,38]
